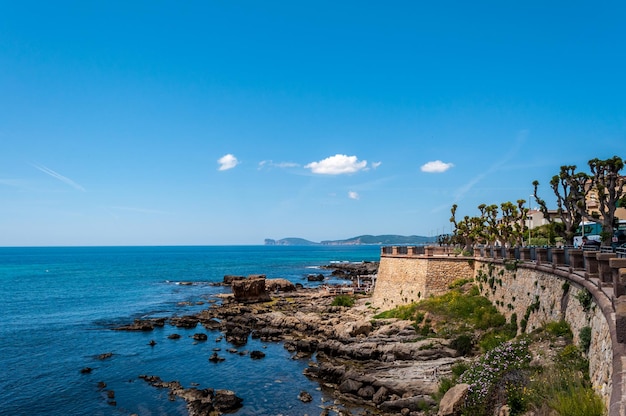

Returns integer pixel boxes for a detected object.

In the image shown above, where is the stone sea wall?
[371,256,473,309]
[474,260,613,410]
[373,253,625,415]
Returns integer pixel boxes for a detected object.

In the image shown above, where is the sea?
[0,245,381,416]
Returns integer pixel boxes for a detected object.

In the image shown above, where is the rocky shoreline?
[112,262,463,416]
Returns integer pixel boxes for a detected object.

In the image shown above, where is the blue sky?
[1,1,625,246]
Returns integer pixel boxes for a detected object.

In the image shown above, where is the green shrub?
[576,289,593,312]
[449,278,472,289]
[579,326,592,353]
[331,295,355,307]
[478,329,515,352]
[451,334,474,356]
[544,320,573,340]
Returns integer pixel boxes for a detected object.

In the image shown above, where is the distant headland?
[264,235,436,246]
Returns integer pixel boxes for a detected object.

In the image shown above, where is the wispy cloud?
[32,163,86,191]
[453,130,527,202]
[421,160,454,173]
[348,191,360,200]
[258,160,300,170]
[305,154,368,175]
[217,154,239,171]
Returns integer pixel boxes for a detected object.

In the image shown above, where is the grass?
[373,284,515,351]
[330,294,355,307]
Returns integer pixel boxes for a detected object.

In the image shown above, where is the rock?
[380,395,436,412]
[208,352,225,363]
[438,383,469,416]
[266,278,296,292]
[231,275,271,303]
[114,317,166,331]
[250,350,266,359]
[80,367,92,374]
[357,385,376,399]
[97,352,113,360]
[214,389,243,412]
[372,386,389,404]
[298,390,313,402]
[338,378,363,394]
[148,340,156,347]
[307,273,325,282]
[168,333,181,339]
[170,315,199,328]
[139,375,242,416]
[498,404,511,416]
[201,318,221,330]
[223,275,246,285]
[223,323,251,346]
[192,333,208,341]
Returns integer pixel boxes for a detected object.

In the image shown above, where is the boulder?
[208,352,225,363]
[266,278,296,292]
[298,390,313,402]
[250,350,266,359]
[231,275,271,303]
[223,275,246,285]
[438,383,469,416]
[114,317,166,331]
[139,375,242,416]
[214,389,243,413]
[380,395,436,412]
[338,378,363,394]
[170,315,199,329]
[307,273,325,282]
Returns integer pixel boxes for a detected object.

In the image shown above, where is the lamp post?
[528,195,533,246]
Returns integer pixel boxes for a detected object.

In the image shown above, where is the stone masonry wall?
[373,254,623,414]
[371,256,474,309]
[474,260,612,409]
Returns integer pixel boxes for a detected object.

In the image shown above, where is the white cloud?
[348,191,360,200]
[421,160,454,173]
[372,161,382,169]
[218,154,239,171]
[305,154,367,175]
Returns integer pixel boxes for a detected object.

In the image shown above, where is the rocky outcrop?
[307,273,325,281]
[265,278,296,292]
[222,275,246,285]
[193,289,463,413]
[113,317,166,331]
[231,275,271,303]
[139,375,242,415]
[321,261,379,279]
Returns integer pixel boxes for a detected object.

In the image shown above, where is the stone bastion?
[372,245,626,416]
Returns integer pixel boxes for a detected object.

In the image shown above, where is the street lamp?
[528,195,533,246]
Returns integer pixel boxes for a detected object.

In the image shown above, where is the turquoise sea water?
[0,245,381,416]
